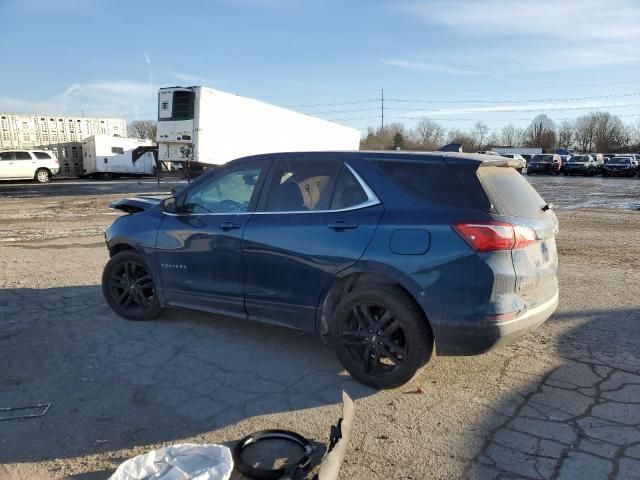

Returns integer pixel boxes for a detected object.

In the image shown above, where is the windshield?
[569,156,589,162]
[531,155,553,163]
[609,158,631,165]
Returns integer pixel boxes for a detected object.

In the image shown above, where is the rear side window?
[14,151,32,160]
[476,166,547,217]
[264,158,341,212]
[34,152,52,159]
[372,160,480,210]
[330,165,368,210]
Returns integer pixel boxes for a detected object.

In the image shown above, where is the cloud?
[383,59,484,75]
[144,52,151,64]
[394,0,640,71]
[0,81,157,120]
[164,71,213,85]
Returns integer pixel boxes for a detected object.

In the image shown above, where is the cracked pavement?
[0,179,639,479]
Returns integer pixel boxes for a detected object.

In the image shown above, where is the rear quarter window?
[34,152,52,160]
[371,159,480,210]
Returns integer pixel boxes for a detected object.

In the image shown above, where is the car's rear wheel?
[34,168,50,183]
[330,285,433,389]
[102,251,162,320]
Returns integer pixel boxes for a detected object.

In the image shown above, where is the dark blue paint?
[105,151,558,356]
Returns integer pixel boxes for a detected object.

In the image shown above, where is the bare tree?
[128,120,157,140]
[447,128,476,152]
[574,115,596,152]
[557,120,574,150]
[525,114,556,151]
[631,118,640,151]
[500,123,518,146]
[472,121,489,150]
[486,132,501,149]
[412,119,446,151]
[592,111,625,152]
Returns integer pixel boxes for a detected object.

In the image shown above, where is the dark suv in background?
[102,151,559,388]
[526,154,563,175]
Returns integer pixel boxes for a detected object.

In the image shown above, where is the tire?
[34,168,50,183]
[329,285,433,389]
[100,172,115,180]
[102,251,162,321]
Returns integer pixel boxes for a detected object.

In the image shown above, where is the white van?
[0,149,60,183]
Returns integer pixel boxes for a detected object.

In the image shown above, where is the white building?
[0,113,127,150]
[0,113,127,177]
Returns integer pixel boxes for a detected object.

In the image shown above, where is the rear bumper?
[434,292,559,355]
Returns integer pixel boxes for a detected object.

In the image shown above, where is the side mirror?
[161,196,177,214]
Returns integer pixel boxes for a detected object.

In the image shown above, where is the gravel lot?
[1,176,639,480]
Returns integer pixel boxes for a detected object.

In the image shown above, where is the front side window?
[182,164,262,214]
[0,152,14,161]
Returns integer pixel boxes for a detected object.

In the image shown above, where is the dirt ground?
[1,177,639,479]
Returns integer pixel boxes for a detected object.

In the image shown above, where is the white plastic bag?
[109,443,233,480]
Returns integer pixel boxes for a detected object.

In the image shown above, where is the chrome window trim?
[162,162,381,217]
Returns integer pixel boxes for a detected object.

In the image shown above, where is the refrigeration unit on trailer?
[82,135,155,178]
[156,86,361,166]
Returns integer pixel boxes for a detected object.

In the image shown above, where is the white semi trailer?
[82,135,155,179]
[156,86,361,166]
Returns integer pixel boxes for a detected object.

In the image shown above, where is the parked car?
[522,154,533,162]
[101,151,559,389]
[0,149,60,183]
[526,154,562,175]
[602,156,637,177]
[500,153,526,172]
[564,154,597,176]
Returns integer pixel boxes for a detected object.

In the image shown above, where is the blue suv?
[103,151,559,388]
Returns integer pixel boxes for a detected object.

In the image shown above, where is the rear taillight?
[452,222,537,252]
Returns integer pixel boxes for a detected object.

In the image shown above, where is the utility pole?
[381,88,384,150]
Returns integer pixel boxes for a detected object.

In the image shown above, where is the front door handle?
[328,221,358,230]
[218,222,241,230]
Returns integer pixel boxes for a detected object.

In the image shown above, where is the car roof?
[245,150,490,165]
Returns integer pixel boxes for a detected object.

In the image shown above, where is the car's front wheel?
[34,168,50,183]
[102,251,162,320]
[330,285,433,389]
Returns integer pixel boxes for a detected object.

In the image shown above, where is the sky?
[1,0,640,135]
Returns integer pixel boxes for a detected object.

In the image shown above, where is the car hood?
[110,196,166,214]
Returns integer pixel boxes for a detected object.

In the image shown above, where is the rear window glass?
[372,160,480,210]
[34,152,52,159]
[476,166,547,217]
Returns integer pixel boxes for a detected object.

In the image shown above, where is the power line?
[383,79,640,94]
[385,91,640,105]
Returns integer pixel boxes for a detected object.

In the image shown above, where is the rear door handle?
[328,221,358,230]
[218,222,241,230]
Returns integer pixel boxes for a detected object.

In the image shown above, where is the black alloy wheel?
[331,285,433,389]
[102,251,162,320]
[341,304,407,376]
